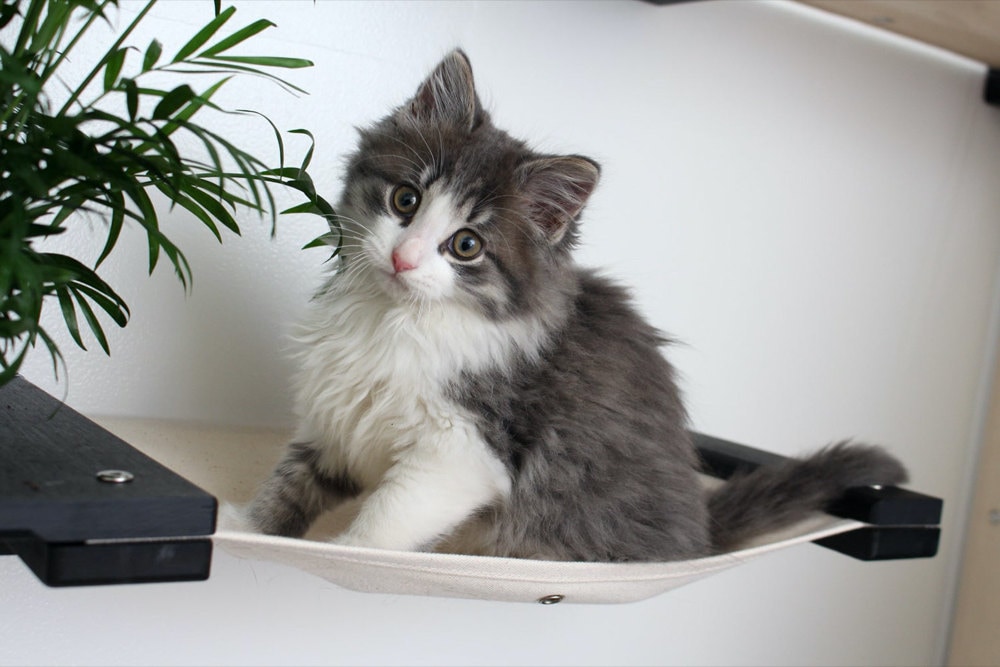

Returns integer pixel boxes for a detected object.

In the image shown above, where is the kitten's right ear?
[399,49,481,130]
[517,156,601,245]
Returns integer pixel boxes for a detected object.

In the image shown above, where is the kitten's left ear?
[517,156,601,245]
[401,49,482,130]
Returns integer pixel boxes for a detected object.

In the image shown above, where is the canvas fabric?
[214,515,861,604]
[97,417,866,605]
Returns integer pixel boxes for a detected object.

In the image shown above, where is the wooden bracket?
[984,68,1000,107]
[694,432,942,560]
[0,377,216,586]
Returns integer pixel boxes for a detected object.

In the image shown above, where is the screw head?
[96,469,134,484]
[537,594,564,605]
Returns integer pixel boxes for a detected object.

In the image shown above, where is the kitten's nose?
[392,251,415,273]
[391,238,422,273]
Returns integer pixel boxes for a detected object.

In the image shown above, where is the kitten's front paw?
[216,501,256,534]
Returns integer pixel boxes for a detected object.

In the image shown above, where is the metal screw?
[537,594,564,605]
[96,469,134,484]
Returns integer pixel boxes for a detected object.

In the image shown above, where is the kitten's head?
[337,49,600,321]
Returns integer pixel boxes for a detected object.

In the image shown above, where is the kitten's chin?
[378,268,437,305]
[380,269,413,298]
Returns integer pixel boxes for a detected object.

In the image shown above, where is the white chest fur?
[290,274,547,477]
[286,277,543,549]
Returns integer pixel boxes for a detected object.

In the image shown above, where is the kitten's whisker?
[366,129,436,177]
[408,126,436,177]
[352,150,425,175]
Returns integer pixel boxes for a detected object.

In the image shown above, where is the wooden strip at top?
[801,0,1000,67]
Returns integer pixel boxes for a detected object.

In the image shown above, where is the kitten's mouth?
[386,266,408,284]
[381,266,415,297]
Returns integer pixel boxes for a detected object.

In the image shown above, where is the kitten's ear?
[517,156,601,245]
[401,49,481,130]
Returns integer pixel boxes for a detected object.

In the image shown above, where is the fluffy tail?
[708,441,908,553]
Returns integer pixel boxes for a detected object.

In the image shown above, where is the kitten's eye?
[391,184,420,217]
[447,229,484,261]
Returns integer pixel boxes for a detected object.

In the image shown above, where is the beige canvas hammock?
[88,417,920,605]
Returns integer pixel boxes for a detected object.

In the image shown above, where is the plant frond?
[0,0,337,386]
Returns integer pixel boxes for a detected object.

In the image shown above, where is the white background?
[5,1,1000,665]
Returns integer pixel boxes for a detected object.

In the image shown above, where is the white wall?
[6,1,1000,665]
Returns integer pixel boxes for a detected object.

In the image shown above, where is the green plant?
[0,0,337,386]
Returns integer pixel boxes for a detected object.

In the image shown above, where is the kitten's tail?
[707,441,908,554]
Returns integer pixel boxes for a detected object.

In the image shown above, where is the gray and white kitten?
[246,50,906,561]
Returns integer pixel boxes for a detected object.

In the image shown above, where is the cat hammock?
[213,515,859,605]
[0,377,942,604]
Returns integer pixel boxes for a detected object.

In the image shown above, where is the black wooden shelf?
[0,377,216,586]
[1,378,940,588]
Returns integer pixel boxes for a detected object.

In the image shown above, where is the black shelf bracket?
[0,377,217,586]
[985,68,1000,107]
[694,432,942,560]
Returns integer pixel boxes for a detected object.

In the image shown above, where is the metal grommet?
[537,594,564,605]
[96,469,134,484]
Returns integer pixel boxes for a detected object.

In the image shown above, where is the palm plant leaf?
[0,0,340,385]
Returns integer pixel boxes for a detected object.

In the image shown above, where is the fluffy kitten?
[246,49,906,561]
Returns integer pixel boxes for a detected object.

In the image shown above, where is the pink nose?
[392,250,416,274]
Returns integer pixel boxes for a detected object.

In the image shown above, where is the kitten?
[246,49,906,561]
